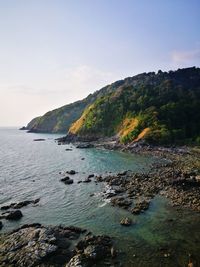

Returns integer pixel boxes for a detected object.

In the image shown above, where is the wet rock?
[0,221,3,230]
[66,254,89,267]
[76,143,94,149]
[65,148,73,151]
[1,198,40,210]
[77,181,82,184]
[131,200,150,215]
[88,174,94,178]
[0,224,98,267]
[62,179,74,185]
[33,138,45,141]
[111,197,132,209]
[117,171,128,176]
[120,217,132,226]
[61,176,70,182]
[5,210,23,220]
[83,178,91,183]
[67,170,76,175]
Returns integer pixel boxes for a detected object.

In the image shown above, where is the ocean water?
[0,128,200,267]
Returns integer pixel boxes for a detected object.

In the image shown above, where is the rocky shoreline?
[1,135,200,266]
[0,223,119,267]
[57,135,200,215]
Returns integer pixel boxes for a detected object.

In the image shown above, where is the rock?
[84,244,105,260]
[0,224,99,267]
[61,176,70,182]
[62,179,74,185]
[19,126,26,130]
[77,181,82,184]
[1,199,40,210]
[83,178,91,183]
[120,217,132,226]
[66,254,89,267]
[65,148,73,151]
[6,210,23,220]
[111,197,132,209]
[67,170,76,175]
[76,143,94,149]
[81,158,85,160]
[131,200,150,215]
[33,138,45,141]
[117,171,128,176]
[88,174,94,178]
[0,221,3,230]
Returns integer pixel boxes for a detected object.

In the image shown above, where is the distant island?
[25,67,200,145]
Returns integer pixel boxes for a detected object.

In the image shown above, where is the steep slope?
[69,67,200,144]
[26,80,125,133]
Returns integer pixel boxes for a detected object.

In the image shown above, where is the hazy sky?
[0,0,200,126]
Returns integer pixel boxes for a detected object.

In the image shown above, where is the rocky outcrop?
[0,210,23,220]
[1,199,40,210]
[0,224,116,267]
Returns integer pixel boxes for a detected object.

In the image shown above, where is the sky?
[0,0,200,126]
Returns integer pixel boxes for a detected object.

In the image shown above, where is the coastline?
[1,132,200,266]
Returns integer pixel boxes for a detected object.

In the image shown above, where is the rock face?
[0,224,115,267]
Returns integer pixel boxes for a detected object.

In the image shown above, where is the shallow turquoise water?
[0,128,200,266]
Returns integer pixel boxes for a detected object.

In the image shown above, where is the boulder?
[63,179,74,185]
[6,210,23,220]
[120,217,132,226]
[61,176,70,182]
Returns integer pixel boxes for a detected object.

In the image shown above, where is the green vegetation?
[69,67,200,145]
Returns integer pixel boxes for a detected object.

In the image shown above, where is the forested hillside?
[69,67,200,144]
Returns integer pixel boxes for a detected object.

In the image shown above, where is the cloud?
[171,48,200,64]
[0,65,117,99]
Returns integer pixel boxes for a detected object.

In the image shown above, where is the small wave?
[98,198,111,208]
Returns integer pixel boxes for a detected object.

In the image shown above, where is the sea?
[0,127,200,267]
